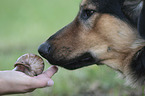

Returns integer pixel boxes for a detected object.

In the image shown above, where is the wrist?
[0,79,10,95]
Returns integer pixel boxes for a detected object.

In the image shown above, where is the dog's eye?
[81,9,96,20]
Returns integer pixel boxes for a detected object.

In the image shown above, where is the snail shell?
[13,53,44,76]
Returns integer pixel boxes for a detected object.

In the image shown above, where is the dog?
[38,0,145,87]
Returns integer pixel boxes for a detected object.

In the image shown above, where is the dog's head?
[38,0,143,72]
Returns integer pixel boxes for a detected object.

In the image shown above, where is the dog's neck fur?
[130,47,145,85]
[120,43,145,86]
[119,0,145,86]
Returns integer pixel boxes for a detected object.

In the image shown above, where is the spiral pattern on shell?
[13,53,44,76]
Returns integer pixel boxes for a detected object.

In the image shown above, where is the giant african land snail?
[13,53,44,76]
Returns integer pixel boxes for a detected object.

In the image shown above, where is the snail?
[13,53,44,76]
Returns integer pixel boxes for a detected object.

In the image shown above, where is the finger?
[31,77,55,88]
[43,65,58,78]
[31,66,58,88]
[32,78,54,88]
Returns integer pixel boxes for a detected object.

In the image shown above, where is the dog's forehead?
[80,0,110,9]
[81,0,108,5]
[81,0,123,8]
[81,0,97,9]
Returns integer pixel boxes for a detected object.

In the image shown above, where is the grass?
[0,0,141,96]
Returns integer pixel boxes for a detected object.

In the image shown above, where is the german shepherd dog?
[38,0,145,87]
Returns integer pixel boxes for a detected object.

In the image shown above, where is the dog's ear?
[138,1,145,39]
[123,0,143,26]
[119,0,125,5]
[98,0,126,19]
[131,46,145,84]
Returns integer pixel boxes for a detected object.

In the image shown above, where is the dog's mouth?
[58,52,99,70]
[42,52,99,70]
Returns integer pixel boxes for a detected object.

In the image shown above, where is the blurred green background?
[0,0,141,96]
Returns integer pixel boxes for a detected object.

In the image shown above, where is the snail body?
[13,53,44,76]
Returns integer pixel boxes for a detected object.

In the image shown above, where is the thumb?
[31,66,58,88]
[43,65,58,78]
[47,79,54,87]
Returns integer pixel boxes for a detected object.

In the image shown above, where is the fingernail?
[51,65,57,69]
[48,65,56,69]
[49,66,58,72]
[47,79,54,87]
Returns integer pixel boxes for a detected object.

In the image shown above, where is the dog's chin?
[58,55,97,70]
[45,52,99,70]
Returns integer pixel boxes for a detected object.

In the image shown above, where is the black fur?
[129,0,145,85]
[91,0,143,26]
[123,0,143,27]
[94,0,145,85]
[98,0,126,20]
[39,0,145,86]
[130,1,145,85]
[91,0,126,19]
[131,47,145,85]
[138,1,145,39]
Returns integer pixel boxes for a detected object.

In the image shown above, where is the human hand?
[0,66,58,95]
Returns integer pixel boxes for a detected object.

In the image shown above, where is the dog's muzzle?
[38,42,99,70]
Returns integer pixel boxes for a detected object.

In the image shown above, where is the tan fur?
[47,0,145,86]
[51,0,145,71]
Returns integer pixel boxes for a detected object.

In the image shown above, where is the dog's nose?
[38,43,50,58]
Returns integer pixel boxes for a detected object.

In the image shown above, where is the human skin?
[0,66,58,95]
